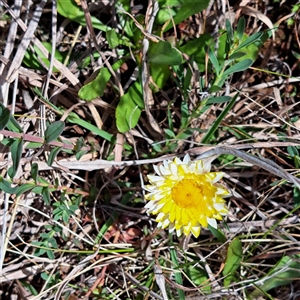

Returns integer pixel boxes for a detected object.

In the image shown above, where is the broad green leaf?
[0,107,11,130]
[47,147,62,166]
[162,0,210,31]
[156,7,177,24]
[78,68,111,101]
[67,112,113,141]
[223,59,253,77]
[201,93,239,143]
[107,29,120,49]
[150,63,170,90]
[11,138,23,177]
[185,267,211,293]
[223,238,243,287]
[251,255,300,297]
[57,0,109,32]
[44,121,65,143]
[180,34,214,71]
[149,40,183,65]
[116,82,144,133]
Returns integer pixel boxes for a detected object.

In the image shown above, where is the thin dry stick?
[29,144,299,187]
[6,0,48,82]
[196,145,300,189]
[141,0,163,137]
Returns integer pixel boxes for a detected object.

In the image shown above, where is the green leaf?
[234,32,264,53]
[206,96,231,105]
[57,0,109,31]
[180,101,189,128]
[48,237,58,249]
[107,29,120,49]
[23,42,67,71]
[201,93,239,143]
[223,238,242,287]
[287,146,299,157]
[31,163,38,182]
[292,50,300,60]
[225,19,234,50]
[62,211,71,223]
[19,281,38,296]
[67,113,113,141]
[0,107,11,130]
[16,183,35,197]
[180,34,214,71]
[26,142,43,149]
[209,48,221,75]
[150,63,170,90]
[149,40,183,65]
[162,0,210,31]
[47,147,62,166]
[46,249,55,260]
[236,17,246,42]
[251,255,300,297]
[208,224,226,243]
[7,114,23,133]
[223,59,253,77]
[32,186,43,194]
[170,246,185,300]
[227,51,247,61]
[78,68,111,101]
[11,138,23,177]
[185,267,210,293]
[44,121,65,143]
[42,187,51,205]
[0,177,17,194]
[75,150,87,160]
[293,187,300,206]
[116,82,144,133]
[156,6,177,24]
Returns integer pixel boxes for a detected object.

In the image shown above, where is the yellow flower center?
[171,178,204,209]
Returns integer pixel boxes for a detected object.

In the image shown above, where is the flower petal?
[144,155,229,237]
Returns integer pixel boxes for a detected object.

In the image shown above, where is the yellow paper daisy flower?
[144,154,230,238]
